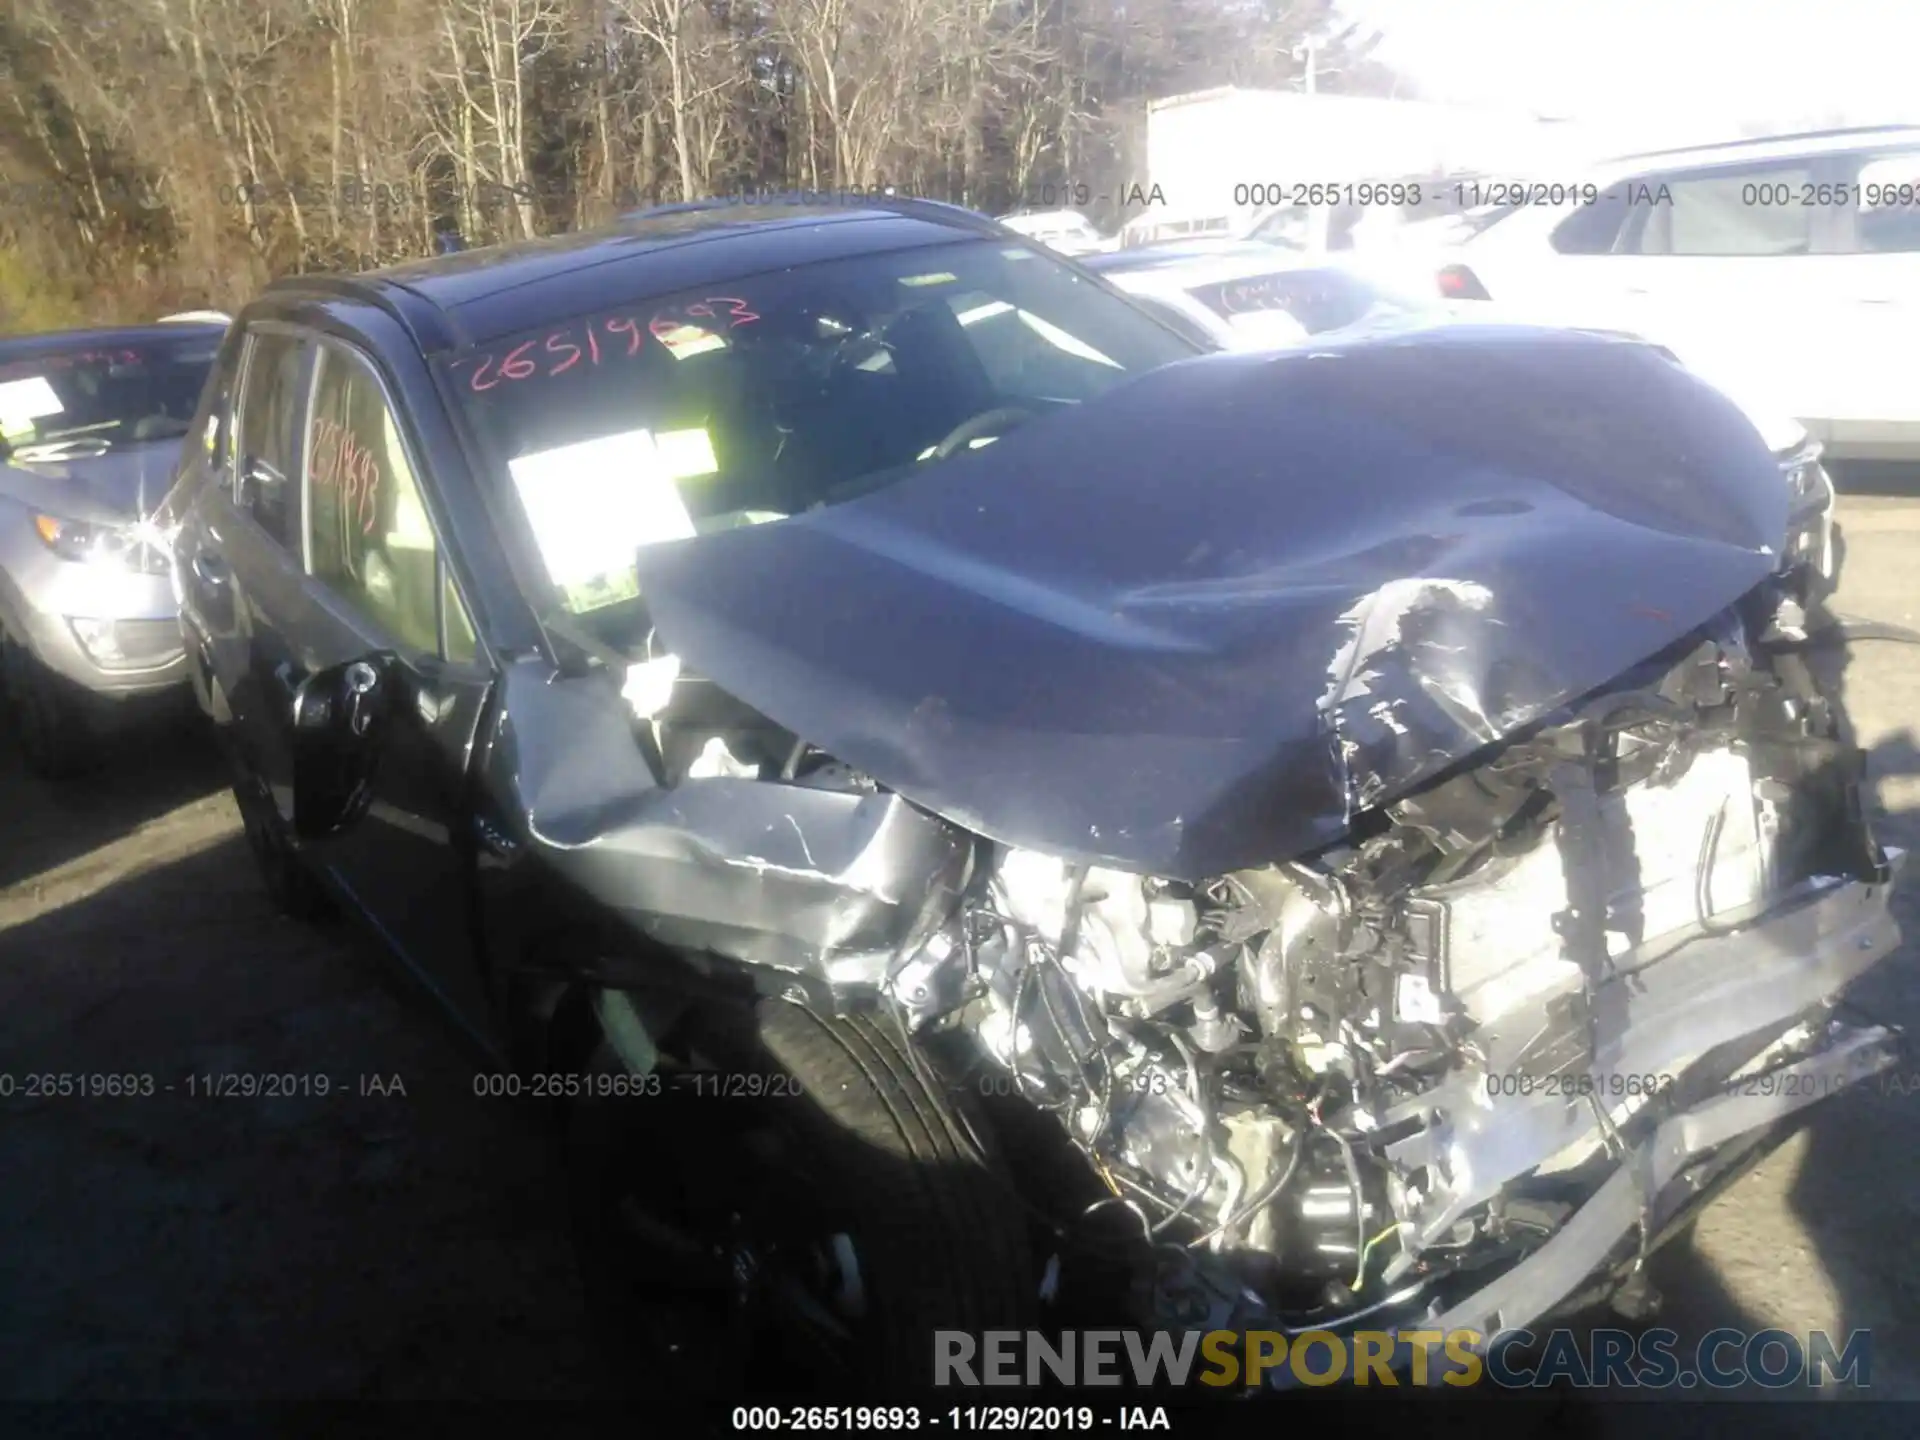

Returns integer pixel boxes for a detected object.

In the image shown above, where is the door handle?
[190,551,231,588]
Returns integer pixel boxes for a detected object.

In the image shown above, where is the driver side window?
[305,342,475,660]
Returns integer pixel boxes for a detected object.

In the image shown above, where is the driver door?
[273,333,497,1041]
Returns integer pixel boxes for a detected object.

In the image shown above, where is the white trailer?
[1141,87,1609,238]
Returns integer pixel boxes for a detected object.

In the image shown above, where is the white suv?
[1442,126,1920,461]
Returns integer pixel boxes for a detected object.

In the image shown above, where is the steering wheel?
[927,406,1034,462]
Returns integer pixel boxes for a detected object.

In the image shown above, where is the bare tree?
[0,0,1396,318]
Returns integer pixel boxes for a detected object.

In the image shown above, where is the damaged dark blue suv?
[167,198,1901,1396]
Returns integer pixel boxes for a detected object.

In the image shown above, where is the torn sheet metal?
[634,324,1789,879]
[483,661,971,983]
[1380,851,1904,1248]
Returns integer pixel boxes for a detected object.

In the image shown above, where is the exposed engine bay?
[501,327,1907,1356]
[860,578,1902,1337]
[557,565,1903,1347]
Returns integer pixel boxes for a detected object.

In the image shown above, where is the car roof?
[0,321,228,356]
[1590,124,1920,178]
[264,197,1010,352]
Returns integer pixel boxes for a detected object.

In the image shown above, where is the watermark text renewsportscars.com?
[934,1327,1872,1390]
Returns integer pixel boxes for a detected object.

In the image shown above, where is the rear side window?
[197,330,243,478]
[234,331,311,549]
[1849,151,1920,253]
[1630,165,1816,256]
[305,343,452,657]
[205,370,235,476]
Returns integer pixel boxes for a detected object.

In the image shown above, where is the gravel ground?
[2,492,1918,1425]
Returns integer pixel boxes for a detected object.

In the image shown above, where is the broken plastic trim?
[1265,1013,1901,1388]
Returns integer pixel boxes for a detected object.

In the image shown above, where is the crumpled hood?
[633,322,1788,880]
[0,440,182,524]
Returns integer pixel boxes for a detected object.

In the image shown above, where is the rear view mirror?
[290,654,394,839]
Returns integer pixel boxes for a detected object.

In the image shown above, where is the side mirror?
[290,654,395,839]
[238,456,285,514]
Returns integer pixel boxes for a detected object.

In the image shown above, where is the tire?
[566,996,1035,1399]
[1,634,99,779]
[231,771,333,921]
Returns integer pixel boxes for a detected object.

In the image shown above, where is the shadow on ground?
[1828,460,1920,499]
[0,822,598,1403]
[0,701,228,893]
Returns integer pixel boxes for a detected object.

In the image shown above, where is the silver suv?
[0,321,226,775]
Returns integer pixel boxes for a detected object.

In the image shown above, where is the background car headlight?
[67,616,185,670]
[32,512,172,575]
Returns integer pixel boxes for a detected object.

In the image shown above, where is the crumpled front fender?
[480,660,972,991]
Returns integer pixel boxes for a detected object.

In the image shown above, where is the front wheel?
[566,997,1036,1398]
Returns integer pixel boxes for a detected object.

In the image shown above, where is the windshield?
[448,237,1198,620]
[0,335,218,460]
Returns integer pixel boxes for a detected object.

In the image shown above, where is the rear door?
[1607,156,1850,424]
[177,323,319,799]
[167,326,242,719]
